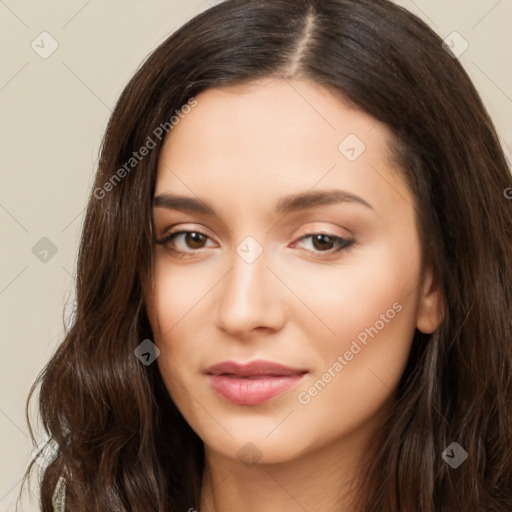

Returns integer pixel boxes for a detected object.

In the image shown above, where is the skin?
[147,77,443,512]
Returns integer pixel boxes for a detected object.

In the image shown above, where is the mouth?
[206,360,308,405]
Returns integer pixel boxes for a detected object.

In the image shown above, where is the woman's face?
[147,78,442,465]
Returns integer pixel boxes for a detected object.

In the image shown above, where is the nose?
[215,247,286,338]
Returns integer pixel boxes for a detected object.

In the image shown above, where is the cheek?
[279,236,422,348]
[294,303,415,448]
[291,239,421,439]
[151,260,204,327]
[147,260,212,392]
[149,255,223,345]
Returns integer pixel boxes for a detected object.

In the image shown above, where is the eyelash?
[155,229,355,259]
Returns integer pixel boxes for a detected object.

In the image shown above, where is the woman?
[24,0,512,510]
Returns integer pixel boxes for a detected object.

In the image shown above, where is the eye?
[293,233,354,257]
[155,230,216,252]
[154,229,354,259]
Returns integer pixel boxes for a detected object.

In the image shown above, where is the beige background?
[0,0,511,510]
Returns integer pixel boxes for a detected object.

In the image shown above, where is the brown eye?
[155,230,214,253]
[185,232,207,249]
[311,234,336,251]
[294,233,355,258]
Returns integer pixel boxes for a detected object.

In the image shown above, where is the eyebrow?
[152,189,373,216]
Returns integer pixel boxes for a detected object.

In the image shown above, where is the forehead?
[160,77,383,163]
[155,78,410,219]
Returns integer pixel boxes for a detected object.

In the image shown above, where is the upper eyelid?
[157,226,217,243]
[157,221,352,240]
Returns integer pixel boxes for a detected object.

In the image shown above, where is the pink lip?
[206,360,308,406]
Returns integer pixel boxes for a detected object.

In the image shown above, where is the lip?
[206,360,308,406]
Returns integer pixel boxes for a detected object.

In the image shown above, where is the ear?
[416,265,444,334]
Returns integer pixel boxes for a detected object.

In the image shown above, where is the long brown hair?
[23,0,512,510]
